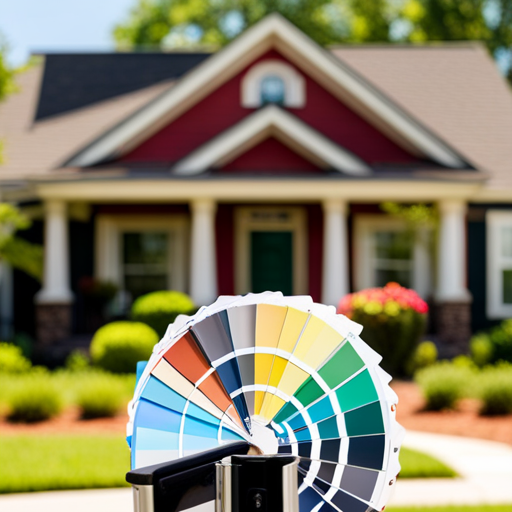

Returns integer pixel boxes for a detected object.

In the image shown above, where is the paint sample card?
[129,292,404,512]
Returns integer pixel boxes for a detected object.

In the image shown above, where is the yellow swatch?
[254,353,274,415]
[259,356,288,418]
[299,324,343,368]
[277,308,310,354]
[259,395,286,424]
[278,363,309,397]
[255,304,287,348]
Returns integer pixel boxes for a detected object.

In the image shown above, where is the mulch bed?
[392,381,512,445]
[1,382,511,445]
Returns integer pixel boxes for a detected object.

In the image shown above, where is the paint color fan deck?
[128,292,404,512]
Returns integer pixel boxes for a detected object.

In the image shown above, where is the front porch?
[16,179,475,357]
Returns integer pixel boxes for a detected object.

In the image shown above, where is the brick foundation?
[35,302,73,347]
[434,300,472,357]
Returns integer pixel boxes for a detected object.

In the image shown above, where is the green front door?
[250,231,293,295]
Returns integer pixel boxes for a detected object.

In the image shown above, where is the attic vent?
[241,60,305,108]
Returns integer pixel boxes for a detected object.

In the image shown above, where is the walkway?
[1,431,511,511]
[389,430,512,506]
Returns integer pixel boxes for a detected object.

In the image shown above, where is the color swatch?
[128,292,404,512]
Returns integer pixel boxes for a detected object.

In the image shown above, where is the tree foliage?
[398,0,512,79]
[113,0,392,48]
[113,0,512,80]
[0,203,43,281]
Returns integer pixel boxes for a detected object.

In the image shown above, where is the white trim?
[35,179,483,202]
[486,210,512,319]
[172,105,370,176]
[66,14,466,169]
[234,206,308,295]
[354,215,432,298]
[95,215,189,305]
[241,60,305,108]
[321,199,349,305]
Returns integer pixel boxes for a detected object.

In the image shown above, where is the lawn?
[399,447,458,478]
[0,434,130,493]
[0,435,457,494]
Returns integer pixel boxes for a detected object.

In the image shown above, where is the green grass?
[0,434,130,493]
[387,506,512,512]
[399,447,458,478]
[0,434,457,494]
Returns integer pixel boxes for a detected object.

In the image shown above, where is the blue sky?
[0,0,136,66]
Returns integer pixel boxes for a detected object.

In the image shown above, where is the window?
[241,60,305,108]
[260,75,285,106]
[355,216,432,298]
[122,232,169,301]
[95,216,188,311]
[486,211,512,318]
[373,231,414,288]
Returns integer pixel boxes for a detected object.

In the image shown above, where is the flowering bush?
[338,282,428,376]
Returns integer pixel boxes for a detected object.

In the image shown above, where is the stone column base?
[35,302,73,347]
[434,300,472,357]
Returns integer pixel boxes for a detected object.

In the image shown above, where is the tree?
[113,0,392,49]
[113,0,512,81]
[0,203,43,281]
[398,0,512,80]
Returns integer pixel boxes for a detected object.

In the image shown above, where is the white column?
[190,198,218,306]
[436,199,471,301]
[36,200,73,303]
[322,199,349,307]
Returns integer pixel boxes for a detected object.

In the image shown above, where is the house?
[1,14,512,356]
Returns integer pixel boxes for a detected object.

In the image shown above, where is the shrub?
[90,321,158,373]
[415,362,473,411]
[76,373,125,419]
[338,282,428,376]
[65,350,90,372]
[478,363,512,416]
[131,290,195,338]
[406,341,438,375]
[470,334,494,367]
[470,319,512,366]
[7,370,63,422]
[0,342,31,373]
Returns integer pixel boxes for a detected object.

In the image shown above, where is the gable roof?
[35,52,210,120]
[332,44,512,191]
[65,14,468,170]
[0,63,173,181]
[172,105,371,175]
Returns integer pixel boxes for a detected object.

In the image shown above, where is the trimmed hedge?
[0,342,31,373]
[76,373,125,419]
[90,321,158,373]
[7,370,64,422]
[470,319,512,366]
[415,362,474,411]
[478,363,512,416]
[131,290,195,338]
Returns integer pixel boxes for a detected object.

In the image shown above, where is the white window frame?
[486,210,512,319]
[241,60,305,108]
[234,206,308,295]
[95,215,189,298]
[354,215,432,298]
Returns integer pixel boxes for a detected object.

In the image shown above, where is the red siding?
[220,137,323,173]
[120,50,420,166]
[216,204,235,295]
[214,203,323,300]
